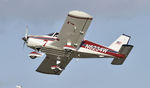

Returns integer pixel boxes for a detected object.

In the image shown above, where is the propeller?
[22,25,29,48]
[25,25,28,39]
[23,41,26,48]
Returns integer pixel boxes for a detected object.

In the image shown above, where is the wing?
[36,54,72,75]
[52,11,93,50]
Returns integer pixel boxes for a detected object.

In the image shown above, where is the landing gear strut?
[28,51,42,59]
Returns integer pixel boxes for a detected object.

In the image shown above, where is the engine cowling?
[29,52,42,59]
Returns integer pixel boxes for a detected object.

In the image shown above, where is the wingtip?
[36,69,61,75]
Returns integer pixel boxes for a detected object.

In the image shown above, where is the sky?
[0,0,150,88]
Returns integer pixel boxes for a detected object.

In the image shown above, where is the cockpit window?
[47,33,54,36]
[54,32,59,37]
[47,32,59,37]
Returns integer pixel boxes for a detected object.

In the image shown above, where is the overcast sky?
[0,0,150,88]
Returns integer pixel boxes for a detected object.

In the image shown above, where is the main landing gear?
[50,56,64,72]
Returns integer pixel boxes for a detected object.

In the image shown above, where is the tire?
[30,56,37,59]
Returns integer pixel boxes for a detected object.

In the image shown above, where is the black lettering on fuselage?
[85,44,108,53]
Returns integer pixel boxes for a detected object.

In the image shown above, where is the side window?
[54,33,59,37]
[54,35,58,37]
[48,33,54,36]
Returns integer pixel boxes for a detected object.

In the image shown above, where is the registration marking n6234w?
[85,44,108,53]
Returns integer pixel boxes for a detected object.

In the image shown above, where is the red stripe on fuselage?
[81,40,125,58]
[30,52,42,55]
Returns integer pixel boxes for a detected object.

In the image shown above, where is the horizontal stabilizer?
[111,44,133,65]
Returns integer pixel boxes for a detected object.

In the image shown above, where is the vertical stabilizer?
[108,34,131,52]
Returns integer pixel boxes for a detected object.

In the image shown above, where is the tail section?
[111,44,133,65]
[108,34,131,52]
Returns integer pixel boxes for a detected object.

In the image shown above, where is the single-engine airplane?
[22,10,133,75]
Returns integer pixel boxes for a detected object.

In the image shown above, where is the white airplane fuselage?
[24,33,123,59]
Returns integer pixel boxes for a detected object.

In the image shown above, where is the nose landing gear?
[28,51,42,59]
[30,56,37,59]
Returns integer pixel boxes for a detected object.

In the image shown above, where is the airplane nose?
[22,36,29,47]
[22,36,29,42]
[22,37,27,41]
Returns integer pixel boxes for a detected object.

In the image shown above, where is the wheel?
[30,56,37,59]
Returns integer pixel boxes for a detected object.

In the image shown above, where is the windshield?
[47,32,59,37]
[47,33,54,36]
[54,32,59,37]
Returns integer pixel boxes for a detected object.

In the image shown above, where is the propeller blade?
[23,42,25,48]
[22,25,29,49]
[25,25,29,39]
